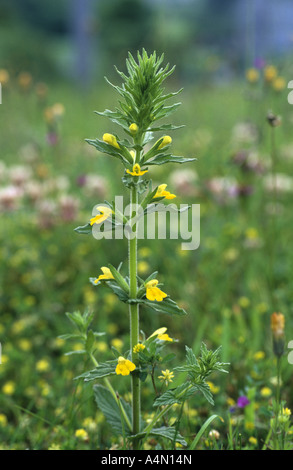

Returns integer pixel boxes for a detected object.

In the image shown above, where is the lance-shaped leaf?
[144,153,197,166]
[75,360,117,381]
[133,297,187,317]
[85,138,132,165]
[74,222,92,235]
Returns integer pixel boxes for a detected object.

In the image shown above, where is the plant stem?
[129,185,140,448]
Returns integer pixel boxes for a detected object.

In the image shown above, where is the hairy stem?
[129,185,140,448]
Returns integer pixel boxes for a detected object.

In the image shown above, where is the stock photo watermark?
[288,80,293,104]
[90,197,200,251]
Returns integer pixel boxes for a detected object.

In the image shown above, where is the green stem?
[129,185,140,448]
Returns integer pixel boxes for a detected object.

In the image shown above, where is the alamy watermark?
[288,80,293,104]
[91,197,200,251]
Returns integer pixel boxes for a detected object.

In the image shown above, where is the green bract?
[85,49,196,172]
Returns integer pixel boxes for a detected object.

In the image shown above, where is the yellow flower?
[282,407,291,417]
[2,381,15,395]
[111,338,123,350]
[90,206,113,225]
[0,69,9,85]
[246,68,259,83]
[158,369,174,384]
[272,76,286,92]
[52,103,65,117]
[115,356,136,376]
[18,338,32,351]
[260,387,272,397]
[126,163,148,176]
[129,123,138,134]
[207,381,220,394]
[149,327,168,338]
[75,428,89,441]
[245,421,255,431]
[154,184,176,200]
[103,133,120,149]
[138,260,150,274]
[82,417,97,431]
[133,343,145,354]
[94,267,114,284]
[248,436,258,446]
[36,359,50,372]
[264,65,277,82]
[145,279,167,302]
[253,351,265,361]
[0,414,7,426]
[157,333,173,342]
[157,135,172,150]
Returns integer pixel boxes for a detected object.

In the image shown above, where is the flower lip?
[126,163,148,176]
[90,205,113,225]
[154,184,176,200]
[94,267,114,284]
[145,279,167,302]
[115,356,136,376]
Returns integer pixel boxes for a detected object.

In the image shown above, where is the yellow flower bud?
[158,135,172,150]
[103,133,120,149]
[129,123,138,135]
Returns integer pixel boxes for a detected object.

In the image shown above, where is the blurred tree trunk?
[71,0,95,88]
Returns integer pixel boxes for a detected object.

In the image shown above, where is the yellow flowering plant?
[64,50,228,450]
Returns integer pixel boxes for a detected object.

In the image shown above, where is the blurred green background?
[1,0,293,450]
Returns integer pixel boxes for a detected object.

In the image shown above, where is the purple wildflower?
[237,396,250,408]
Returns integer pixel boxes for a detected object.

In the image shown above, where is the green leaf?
[147,124,185,132]
[76,360,117,381]
[107,281,130,302]
[93,384,132,436]
[145,154,197,166]
[136,297,187,317]
[150,426,187,447]
[108,264,130,294]
[153,384,195,407]
[58,333,83,341]
[131,426,187,447]
[189,415,221,450]
[74,223,92,235]
[85,138,131,165]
